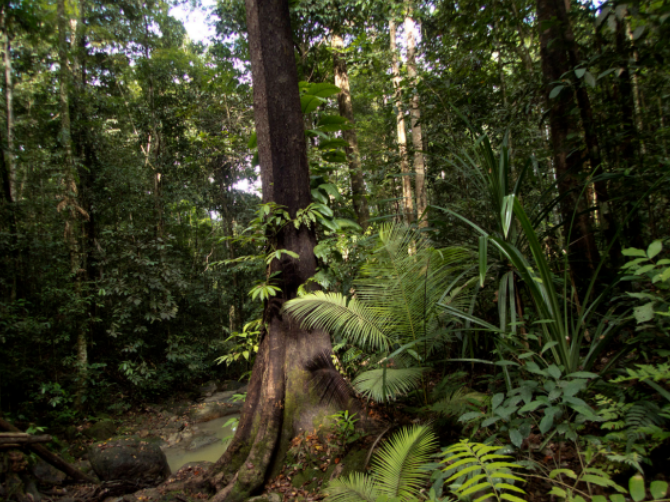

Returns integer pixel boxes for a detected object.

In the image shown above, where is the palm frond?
[283,291,391,351]
[372,424,437,500]
[326,472,379,502]
[353,367,427,402]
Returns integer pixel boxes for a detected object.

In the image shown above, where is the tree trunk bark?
[57,0,88,410]
[0,9,19,301]
[332,32,369,230]
[403,10,427,227]
[536,0,601,292]
[390,18,414,224]
[2,15,15,203]
[203,1,353,500]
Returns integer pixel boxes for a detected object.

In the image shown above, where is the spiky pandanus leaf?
[372,425,438,500]
[353,367,427,402]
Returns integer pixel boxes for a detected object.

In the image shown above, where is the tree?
[390,17,414,223]
[332,31,369,230]
[403,3,427,227]
[536,0,601,291]
[201,0,353,500]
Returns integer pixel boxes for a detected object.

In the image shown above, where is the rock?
[247,493,281,502]
[199,381,218,398]
[32,458,67,486]
[84,419,117,440]
[199,390,236,403]
[89,437,171,488]
[189,401,242,423]
[219,380,247,392]
[187,435,219,451]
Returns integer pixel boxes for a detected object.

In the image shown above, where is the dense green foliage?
[1,0,669,498]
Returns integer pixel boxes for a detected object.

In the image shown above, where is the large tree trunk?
[57,0,88,410]
[390,18,414,224]
[332,32,369,230]
[203,0,352,500]
[403,10,427,227]
[536,0,600,292]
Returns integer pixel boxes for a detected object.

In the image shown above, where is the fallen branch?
[0,417,98,484]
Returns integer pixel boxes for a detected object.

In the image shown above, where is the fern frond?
[372,425,438,500]
[326,472,379,502]
[353,367,427,402]
[283,291,391,351]
[441,440,526,502]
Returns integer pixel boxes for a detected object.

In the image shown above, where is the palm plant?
[283,223,469,402]
[326,425,438,502]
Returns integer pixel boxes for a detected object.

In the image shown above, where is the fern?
[441,440,526,502]
[284,223,470,402]
[325,425,437,502]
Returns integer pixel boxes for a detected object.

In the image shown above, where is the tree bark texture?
[204,0,352,500]
[390,18,414,224]
[332,32,369,230]
[552,0,620,263]
[536,0,601,291]
[403,11,428,227]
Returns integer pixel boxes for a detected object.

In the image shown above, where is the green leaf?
[547,364,562,379]
[584,71,597,88]
[592,496,608,502]
[500,494,526,502]
[622,247,647,257]
[575,68,586,78]
[633,25,645,39]
[318,138,349,150]
[549,85,564,99]
[317,114,351,132]
[319,183,343,201]
[304,82,341,98]
[322,149,348,163]
[610,496,626,502]
[519,401,544,413]
[539,413,554,434]
[311,189,328,204]
[492,392,505,410]
[300,94,326,114]
[647,240,663,259]
[509,429,523,447]
[634,302,656,323]
[479,235,488,287]
[650,480,668,499]
[247,132,257,149]
[629,474,646,502]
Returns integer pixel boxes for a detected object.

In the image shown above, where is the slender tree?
[390,18,414,223]
[57,0,89,410]
[536,0,601,291]
[403,6,427,226]
[332,31,369,230]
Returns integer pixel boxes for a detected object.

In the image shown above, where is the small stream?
[163,415,239,473]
